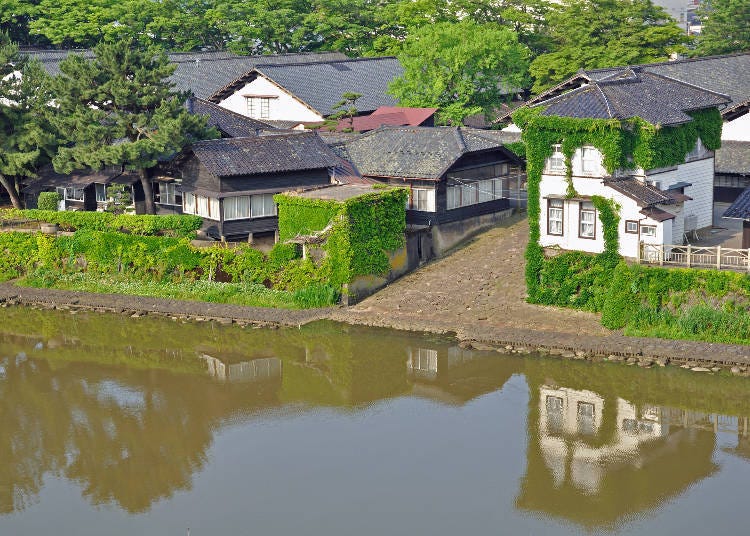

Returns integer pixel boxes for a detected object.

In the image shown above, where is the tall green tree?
[529,0,688,93]
[694,0,750,56]
[49,38,216,214]
[388,20,530,125]
[0,34,57,208]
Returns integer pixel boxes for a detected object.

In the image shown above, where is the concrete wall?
[430,208,515,255]
[343,245,418,305]
[218,76,324,122]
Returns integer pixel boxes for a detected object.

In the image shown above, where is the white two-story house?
[531,69,730,259]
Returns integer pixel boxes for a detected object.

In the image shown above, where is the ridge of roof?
[584,50,750,75]
[256,56,398,69]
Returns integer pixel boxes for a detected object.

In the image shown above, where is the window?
[640,224,656,237]
[546,144,565,173]
[183,193,219,220]
[408,348,438,373]
[686,138,704,160]
[223,196,252,220]
[251,193,277,218]
[95,183,107,203]
[625,220,639,234]
[581,146,599,174]
[409,188,436,212]
[154,182,182,206]
[246,96,271,119]
[577,401,596,435]
[66,187,85,201]
[579,202,596,239]
[546,395,564,434]
[547,199,564,235]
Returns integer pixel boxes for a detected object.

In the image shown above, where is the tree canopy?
[388,20,530,125]
[0,34,57,208]
[694,0,750,56]
[529,0,688,93]
[49,39,217,213]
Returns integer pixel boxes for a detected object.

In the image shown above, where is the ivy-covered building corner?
[275,185,412,304]
[513,68,729,299]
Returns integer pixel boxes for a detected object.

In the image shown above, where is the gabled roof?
[715,141,750,175]
[23,49,347,100]
[216,57,404,116]
[332,126,521,180]
[500,52,750,124]
[191,132,339,177]
[337,106,437,132]
[604,177,692,207]
[189,97,274,137]
[723,187,750,220]
[22,165,138,194]
[535,69,730,126]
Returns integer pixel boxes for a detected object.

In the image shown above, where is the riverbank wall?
[2,282,749,375]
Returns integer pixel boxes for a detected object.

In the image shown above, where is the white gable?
[218,75,324,123]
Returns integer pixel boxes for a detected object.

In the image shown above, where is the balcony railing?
[639,243,750,272]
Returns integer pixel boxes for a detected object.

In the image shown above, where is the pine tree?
[0,34,57,208]
[50,38,217,214]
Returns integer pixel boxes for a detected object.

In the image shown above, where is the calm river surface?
[1,308,750,535]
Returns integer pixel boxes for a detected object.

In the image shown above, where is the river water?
[1,308,750,535]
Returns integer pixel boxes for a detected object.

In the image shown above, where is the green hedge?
[0,209,203,237]
[37,192,60,211]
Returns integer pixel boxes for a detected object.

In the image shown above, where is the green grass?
[18,272,337,309]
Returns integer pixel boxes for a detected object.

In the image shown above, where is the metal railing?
[639,243,750,272]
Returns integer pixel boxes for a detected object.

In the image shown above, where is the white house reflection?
[201,354,282,383]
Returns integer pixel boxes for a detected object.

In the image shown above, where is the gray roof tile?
[605,177,690,207]
[715,140,750,175]
[252,57,403,116]
[723,187,750,219]
[24,49,347,100]
[192,132,339,177]
[189,97,274,137]
[537,70,730,126]
[333,126,519,180]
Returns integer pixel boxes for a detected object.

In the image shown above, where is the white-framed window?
[154,182,182,206]
[547,199,563,235]
[546,144,565,173]
[65,187,85,201]
[251,193,277,218]
[579,201,596,239]
[408,348,438,373]
[246,96,271,119]
[95,183,107,203]
[686,138,705,160]
[223,196,252,220]
[577,401,596,435]
[183,193,219,220]
[625,220,639,234]
[408,187,436,212]
[581,146,600,174]
[640,224,657,237]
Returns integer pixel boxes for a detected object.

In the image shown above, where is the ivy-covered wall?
[512,105,724,303]
[275,188,408,289]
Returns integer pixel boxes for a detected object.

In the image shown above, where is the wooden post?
[716,245,722,270]
[687,245,692,268]
[747,248,750,273]
[247,232,254,245]
[637,241,642,264]
[659,245,664,266]
[302,243,308,260]
[274,229,279,244]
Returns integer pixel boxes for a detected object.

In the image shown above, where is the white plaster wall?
[722,115,750,141]
[218,76,324,122]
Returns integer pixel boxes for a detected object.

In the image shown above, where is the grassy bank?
[17,271,339,309]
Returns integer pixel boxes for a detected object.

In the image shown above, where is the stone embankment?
[1,215,748,374]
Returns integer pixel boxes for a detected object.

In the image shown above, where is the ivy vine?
[512,104,723,303]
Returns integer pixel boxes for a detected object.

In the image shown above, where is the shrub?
[37,192,60,211]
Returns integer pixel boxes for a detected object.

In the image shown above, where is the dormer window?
[581,146,600,175]
[245,96,273,119]
[547,144,565,173]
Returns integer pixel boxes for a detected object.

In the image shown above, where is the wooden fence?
[639,243,750,272]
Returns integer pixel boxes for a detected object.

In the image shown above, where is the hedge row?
[0,209,203,237]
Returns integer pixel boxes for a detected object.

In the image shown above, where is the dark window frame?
[625,220,639,234]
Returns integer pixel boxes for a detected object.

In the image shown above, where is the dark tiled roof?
[189,98,273,137]
[585,52,750,115]
[22,165,138,194]
[537,70,730,126]
[192,132,339,177]
[715,141,750,175]
[334,126,519,180]
[605,177,691,207]
[640,206,676,222]
[251,57,403,116]
[24,49,347,100]
[723,187,750,219]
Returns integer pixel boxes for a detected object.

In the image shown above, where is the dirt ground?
[332,215,610,337]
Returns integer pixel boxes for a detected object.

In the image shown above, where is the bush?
[292,284,340,308]
[37,192,60,211]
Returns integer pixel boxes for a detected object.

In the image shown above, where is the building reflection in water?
[517,380,737,530]
[201,354,282,383]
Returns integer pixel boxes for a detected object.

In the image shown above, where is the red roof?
[337,106,437,132]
